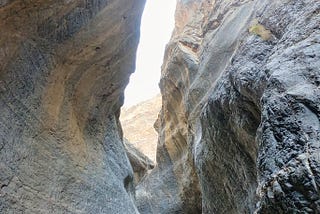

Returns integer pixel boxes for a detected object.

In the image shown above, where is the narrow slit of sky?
[124,0,176,107]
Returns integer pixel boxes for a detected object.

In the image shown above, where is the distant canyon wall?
[120,94,161,162]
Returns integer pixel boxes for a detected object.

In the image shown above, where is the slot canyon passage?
[0,0,319,213]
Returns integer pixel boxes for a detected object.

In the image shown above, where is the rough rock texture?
[137,0,320,213]
[1,0,319,213]
[199,1,320,213]
[0,0,145,213]
[136,1,205,213]
[120,94,161,162]
[124,139,154,184]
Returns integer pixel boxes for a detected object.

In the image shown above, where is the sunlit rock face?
[120,94,161,162]
[137,0,320,213]
[0,0,145,213]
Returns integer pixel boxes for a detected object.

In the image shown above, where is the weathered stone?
[124,139,154,184]
[198,1,320,212]
[0,0,145,213]
[1,0,319,213]
[137,0,320,213]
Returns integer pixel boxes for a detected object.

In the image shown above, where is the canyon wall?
[120,94,161,162]
[1,0,319,213]
[0,0,145,213]
[197,0,320,212]
[137,0,320,213]
[124,139,154,184]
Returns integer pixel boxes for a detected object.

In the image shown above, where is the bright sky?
[124,0,176,107]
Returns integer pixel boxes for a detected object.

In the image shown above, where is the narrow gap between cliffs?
[120,0,175,181]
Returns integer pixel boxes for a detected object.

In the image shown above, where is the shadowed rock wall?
[137,0,320,213]
[0,0,145,213]
[199,1,320,212]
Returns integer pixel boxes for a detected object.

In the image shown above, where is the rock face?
[120,94,161,162]
[198,1,320,212]
[124,139,154,184]
[137,0,320,213]
[0,0,145,213]
[1,0,319,213]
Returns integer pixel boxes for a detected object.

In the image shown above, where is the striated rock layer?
[0,0,145,213]
[137,0,320,213]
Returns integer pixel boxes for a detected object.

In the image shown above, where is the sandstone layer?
[0,0,145,213]
[137,0,320,213]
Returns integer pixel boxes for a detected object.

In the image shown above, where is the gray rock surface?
[1,0,319,213]
[199,1,320,212]
[124,139,154,184]
[0,0,145,213]
[254,1,320,212]
[137,0,320,213]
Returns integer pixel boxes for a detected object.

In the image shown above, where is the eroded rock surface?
[124,139,154,184]
[199,1,320,212]
[1,0,319,213]
[137,0,320,213]
[0,0,145,213]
